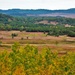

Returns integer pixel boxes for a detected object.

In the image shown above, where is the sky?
[0,0,75,10]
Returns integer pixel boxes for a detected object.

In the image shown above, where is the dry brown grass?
[36,20,58,25]
[0,31,75,53]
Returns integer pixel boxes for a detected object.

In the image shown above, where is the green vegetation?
[0,41,2,46]
[0,43,75,75]
[0,13,75,37]
[11,33,18,39]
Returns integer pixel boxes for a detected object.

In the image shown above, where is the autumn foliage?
[0,43,75,75]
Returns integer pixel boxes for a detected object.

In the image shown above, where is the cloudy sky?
[0,0,75,10]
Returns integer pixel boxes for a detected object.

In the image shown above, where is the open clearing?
[0,31,75,53]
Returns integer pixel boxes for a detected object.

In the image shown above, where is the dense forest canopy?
[0,13,75,37]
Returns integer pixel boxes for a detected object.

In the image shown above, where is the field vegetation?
[0,31,75,52]
[0,44,75,75]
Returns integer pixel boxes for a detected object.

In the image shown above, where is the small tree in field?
[26,36,29,39]
[11,33,18,39]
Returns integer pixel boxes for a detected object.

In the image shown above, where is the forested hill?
[0,13,75,37]
[0,13,15,24]
[0,8,75,17]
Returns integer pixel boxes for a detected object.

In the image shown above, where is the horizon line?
[0,8,75,10]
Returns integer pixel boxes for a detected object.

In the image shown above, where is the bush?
[0,44,75,75]
[11,33,18,39]
[0,41,2,46]
[67,31,75,37]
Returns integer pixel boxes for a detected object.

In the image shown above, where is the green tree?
[11,33,18,39]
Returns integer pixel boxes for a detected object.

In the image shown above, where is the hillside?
[0,13,14,24]
[0,8,75,17]
[0,13,75,37]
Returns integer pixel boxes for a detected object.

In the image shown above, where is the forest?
[0,13,75,37]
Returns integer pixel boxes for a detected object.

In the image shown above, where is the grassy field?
[0,31,75,53]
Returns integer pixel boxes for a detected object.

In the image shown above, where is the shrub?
[0,44,75,75]
[11,33,18,39]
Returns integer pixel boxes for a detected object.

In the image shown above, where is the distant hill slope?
[0,13,15,24]
[0,8,75,17]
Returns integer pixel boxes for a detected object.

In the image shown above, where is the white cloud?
[0,0,75,10]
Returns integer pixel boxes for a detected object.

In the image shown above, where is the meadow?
[0,31,75,53]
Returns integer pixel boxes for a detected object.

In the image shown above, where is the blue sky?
[0,0,75,10]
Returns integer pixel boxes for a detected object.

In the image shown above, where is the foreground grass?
[0,43,75,75]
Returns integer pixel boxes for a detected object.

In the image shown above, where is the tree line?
[0,13,75,37]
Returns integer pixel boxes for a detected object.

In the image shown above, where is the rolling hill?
[0,8,75,18]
